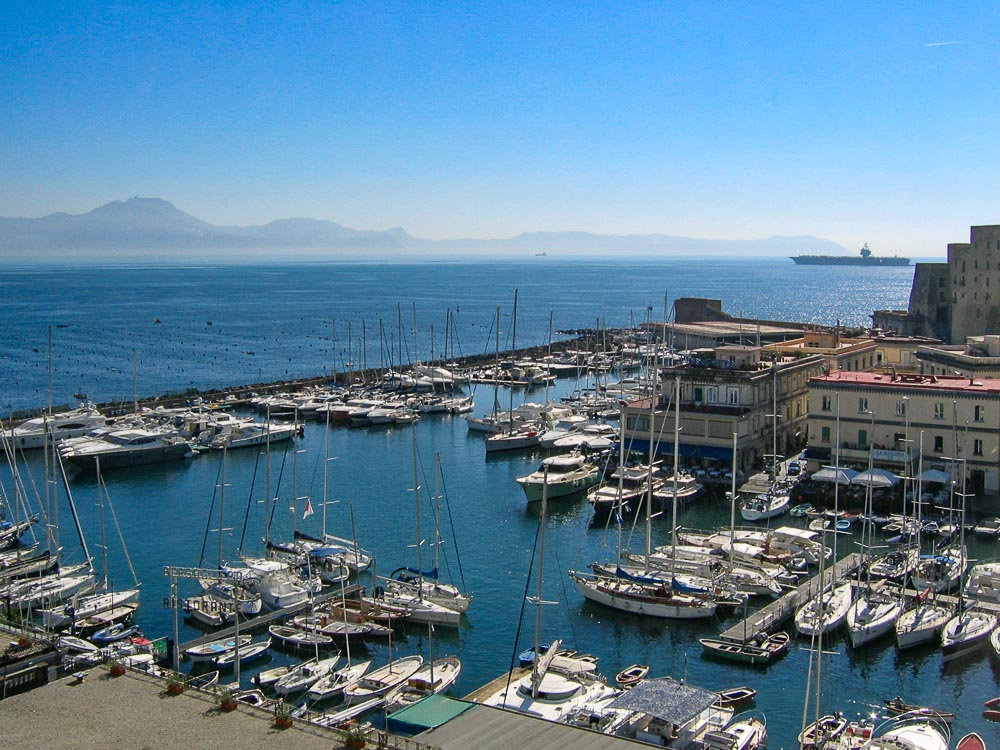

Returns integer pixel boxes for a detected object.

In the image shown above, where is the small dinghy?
[956,733,987,750]
[187,670,220,690]
[214,637,270,669]
[91,622,141,645]
[714,686,757,709]
[614,663,649,689]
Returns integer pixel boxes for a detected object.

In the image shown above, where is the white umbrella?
[852,468,900,488]
[812,466,859,485]
[918,468,951,484]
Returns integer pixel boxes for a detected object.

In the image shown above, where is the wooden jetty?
[719,553,864,642]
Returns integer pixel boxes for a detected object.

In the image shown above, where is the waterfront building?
[805,370,1000,495]
[916,334,1000,378]
[620,345,824,475]
[873,223,1000,344]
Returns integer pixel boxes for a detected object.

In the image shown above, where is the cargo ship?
[791,243,910,266]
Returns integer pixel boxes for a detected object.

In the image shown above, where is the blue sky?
[2,1,998,255]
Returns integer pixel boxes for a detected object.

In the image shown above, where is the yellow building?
[620,347,824,475]
[806,371,1000,495]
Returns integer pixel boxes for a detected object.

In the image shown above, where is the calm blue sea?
[3,257,995,746]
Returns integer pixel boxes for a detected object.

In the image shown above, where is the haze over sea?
[2,256,911,413]
[4,256,995,747]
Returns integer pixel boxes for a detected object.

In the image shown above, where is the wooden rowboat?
[985,709,1000,723]
[883,696,954,724]
[956,733,986,750]
[714,686,757,709]
[985,696,1000,710]
[614,663,649,689]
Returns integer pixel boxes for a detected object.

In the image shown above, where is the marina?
[1,258,997,747]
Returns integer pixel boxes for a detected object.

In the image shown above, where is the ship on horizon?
[791,243,910,266]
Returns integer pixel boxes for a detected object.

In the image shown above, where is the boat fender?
[374,585,384,599]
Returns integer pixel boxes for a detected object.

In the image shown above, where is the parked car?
[787,460,801,476]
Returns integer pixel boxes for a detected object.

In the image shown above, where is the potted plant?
[215,685,238,712]
[273,700,293,728]
[165,673,186,695]
[108,658,127,677]
[343,723,367,749]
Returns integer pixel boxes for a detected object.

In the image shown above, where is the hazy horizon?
[4,3,999,256]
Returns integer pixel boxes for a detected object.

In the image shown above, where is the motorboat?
[209,420,300,449]
[699,631,789,665]
[651,471,705,506]
[587,464,663,523]
[58,428,193,471]
[2,404,109,449]
[964,561,1000,603]
[268,624,335,650]
[516,453,602,503]
[183,634,252,663]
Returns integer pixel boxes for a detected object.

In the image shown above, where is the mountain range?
[0,197,851,259]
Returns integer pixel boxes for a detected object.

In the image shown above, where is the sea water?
[3,257,994,746]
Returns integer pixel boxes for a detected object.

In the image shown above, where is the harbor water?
[2,257,995,746]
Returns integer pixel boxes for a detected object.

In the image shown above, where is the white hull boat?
[941,608,996,660]
[343,654,424,705]
[570,571,717,619]
[895,602,952,649]
[385,655,462,713]
[847,591,902,647]
[39,587,141,629]
[795,582,853,636]
[306,660,372,702]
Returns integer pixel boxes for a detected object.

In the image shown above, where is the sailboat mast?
[671,375,681,556]
[412,430,423,597]
[532,467,549,698]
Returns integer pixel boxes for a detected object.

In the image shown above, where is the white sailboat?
[572,375,717,620]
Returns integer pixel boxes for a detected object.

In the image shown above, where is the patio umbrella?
[852,468,900,488]
[812,466,859,485]
[918,468,951,484]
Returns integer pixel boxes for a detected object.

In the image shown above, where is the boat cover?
[607,677,718,725]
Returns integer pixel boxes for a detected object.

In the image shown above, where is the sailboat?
[847,416,902,647]
[379,444,469,624]
[896,434,952,649]
[571,376,718,619]
[38,459,141,630]
[385,619,462,713]
[480,478,618,719]
[185,447,262,627]
[485,292,542,453]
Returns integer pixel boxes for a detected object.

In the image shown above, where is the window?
[974,439,984,456]
[821,395,832,412]
[934,435,944,452]
[934,402,944,420]
[821,426,831,443]
[859,429,869,449]
[896,400,907,417]
[728,388,739,405]
[858,397,868,413]
[707,386,719,403]
[627,415,650,433]
[975,405,985,422]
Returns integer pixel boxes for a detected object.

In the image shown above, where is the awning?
[607,677,719,725]
[812,467,858,485]
[852,468,900,488]
[622,438,733,463]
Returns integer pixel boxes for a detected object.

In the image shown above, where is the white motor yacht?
[516,453,602,503]
[2,404,109,450]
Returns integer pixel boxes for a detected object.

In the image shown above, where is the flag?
[303,499,314,519]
